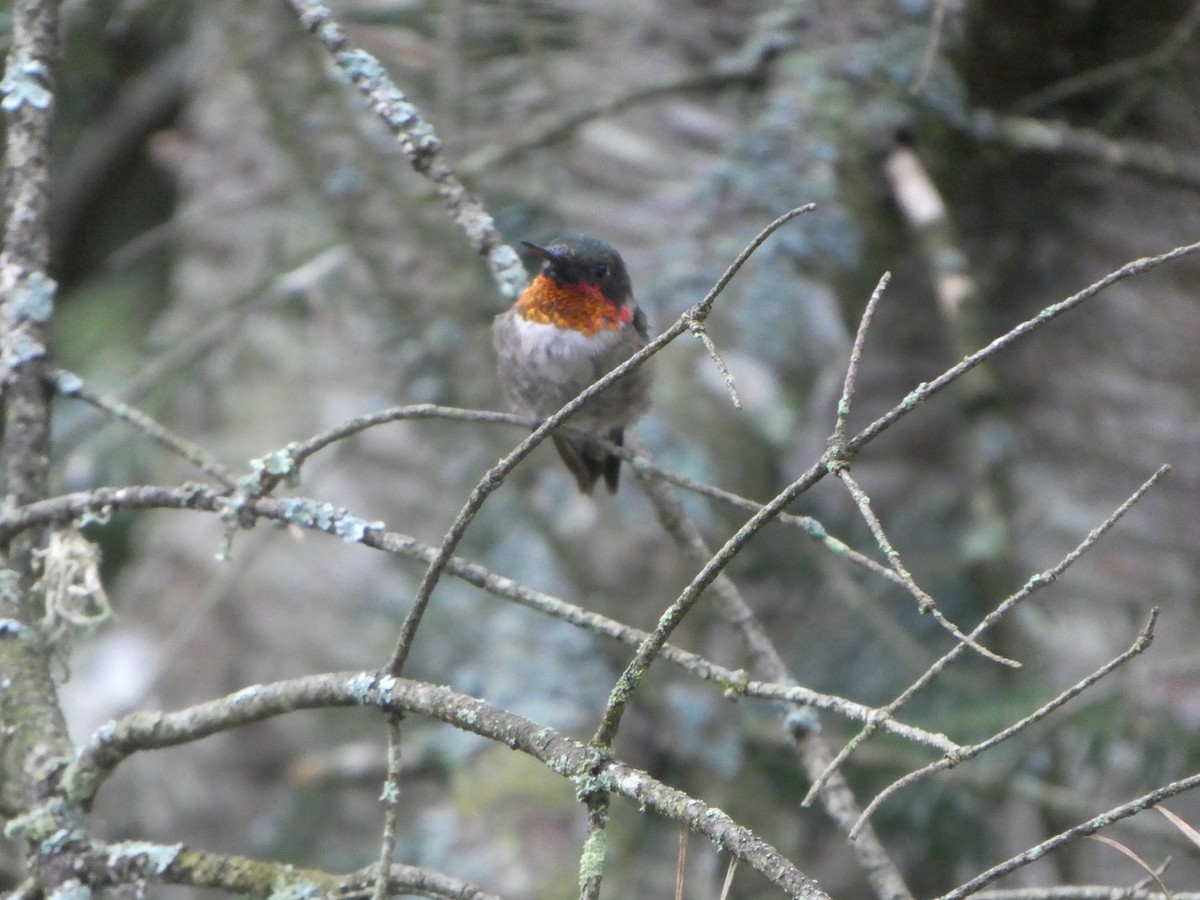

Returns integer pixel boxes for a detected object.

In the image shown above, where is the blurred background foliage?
[2,0,1200,896]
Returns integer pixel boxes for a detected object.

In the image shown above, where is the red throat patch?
[516,274,631,334]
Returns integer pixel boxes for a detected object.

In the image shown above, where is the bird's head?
[513,235,639,334]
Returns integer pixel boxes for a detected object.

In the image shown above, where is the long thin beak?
[520,241,562,265]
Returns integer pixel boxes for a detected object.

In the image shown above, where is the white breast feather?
[513,316,620,371]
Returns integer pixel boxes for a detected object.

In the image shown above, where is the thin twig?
[804,465,1171,805]
[835,467,1016,666]
[1011,0,1200,115]
[831,271,890,448]
[54,369,237,488]
[851,609,1158,838]
[966,111,1200,191]
[675,824,688,900]
[719,857,739,900]
[686,315,741,408]
[54,245,348,458]
[829,270,1016,667]
[848,242,1200,454]
[462,68,760,176]
[291,406,521,465]
[371,716,404,900]
[1086,835,1172,900]
[910,0,950,95]
[458,4,798,175]
[605,433,908,585]
[250,404,527,496]
[939,769,1200,900]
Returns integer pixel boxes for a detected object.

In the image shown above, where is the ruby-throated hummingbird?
[493,235,652,493]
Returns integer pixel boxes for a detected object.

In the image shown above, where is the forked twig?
[851,609,1158,837]
[847,242,1200,454]
[804,465,1171,806]
[835,467,1017,667]
[828,271,1015,666]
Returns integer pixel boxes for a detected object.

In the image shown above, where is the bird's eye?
[593,264,609,280]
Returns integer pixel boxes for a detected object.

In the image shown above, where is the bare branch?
[852,609,1158,837]
[634,460,917,900]
[686,314,742,408]
[371,717,404,900]
[458,2,801,174]
[828,269,1014,669]
[940,768,1200,900]
[248,404,529,496]
[805,465,1171,804]
[831,271,890,448]
[1011,1,1200,115]
[56,245,350,457]
[910,0,951,95]
[834,467,1016,667]
[848,243,1200,454]
[0,479,950,752]
[54,369,237,488]
[967,111,1200,191]
[10,840,502,900]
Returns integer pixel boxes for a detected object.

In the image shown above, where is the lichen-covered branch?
[61,671,828,899]
[281,0,527,299]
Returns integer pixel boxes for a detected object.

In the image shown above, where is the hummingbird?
[493,234,652,494]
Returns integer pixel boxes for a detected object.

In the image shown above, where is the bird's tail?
[552,429,624,494]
